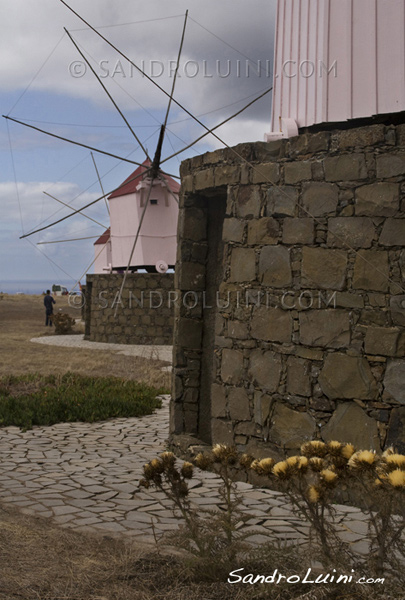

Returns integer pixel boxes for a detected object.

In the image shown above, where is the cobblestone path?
[0,397,370,554]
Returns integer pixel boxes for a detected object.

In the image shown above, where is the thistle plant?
[140,447,256,575]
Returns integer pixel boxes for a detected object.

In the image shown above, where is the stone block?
[179,207,207,242]
[259,246,292,287]
[194,168,214,190]
[178,262,206,290]
[254,392,273,426]
[319,353,378,400]
[235,186,261,218]
[269,403,317,449]
[301,182,338,217]
[252,162,280,184]
[383,360,405,404]
[227,320,249,340]
[355,183,399,217]
[221,349,245,384]
[211,418,234,445]
[299,310,350,348]
[229,248,256,283]
[327,217,374,249]
[282,218,314,245]
[322,403,380,451]
[247,217,280,245]
[222,218,245,243]
[386,407,405,453]
[379,218,405,246]
[352,250,389,292]
[301,248,347,290]
[251,306,293,343]
[390,295,405,327]
[248,349,282,391]
[228,387,251,421]
[284,161,312,184]
[376,153,405,178]
[211,383,227,418]
[365,327,405,357]
[335,292,364,309]
[286,356,311,396]
[215,164,240,186]
[267,186,298,217]
[287,131,330,156]
[324,154,367,181]
[177,318,203,349]
[337,125,385,149]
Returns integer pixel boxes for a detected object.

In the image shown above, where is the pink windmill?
[94,160,179,274]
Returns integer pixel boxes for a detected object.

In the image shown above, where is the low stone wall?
[85,273,174,345]
[171,118,405,457]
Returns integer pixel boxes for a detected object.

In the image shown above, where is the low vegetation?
[0,372,164,430]
[140,443,405,599]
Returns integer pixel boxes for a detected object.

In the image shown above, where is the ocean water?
[0,280,73,295]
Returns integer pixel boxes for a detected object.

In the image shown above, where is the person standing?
[44,290,56,326]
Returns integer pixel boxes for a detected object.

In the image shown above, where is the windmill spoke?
[20,164,156,239]
[163,10,188,130]
[65,28,151,161]
[43,191,107,228]
[91,152,110,215]
[161,86,273,164]
[3,115,145,167]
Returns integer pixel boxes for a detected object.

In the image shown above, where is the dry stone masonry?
[85,273,174,345]
[171,119,405,458]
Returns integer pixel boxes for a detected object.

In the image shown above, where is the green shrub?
[0,372,163,429]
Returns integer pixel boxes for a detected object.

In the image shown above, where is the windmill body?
[267,0,405,139]
[94,160,180,273]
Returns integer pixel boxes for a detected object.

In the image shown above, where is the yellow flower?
[385,454,405,470]
[160,451,176,467]
[301,440,327,458]
[150,458,165,474]
[194,452,213,470]
[341,443,355,459]
[273,460,289,478]
[382,447,395,457]
[181,462,194,479]
[239,453,255,469]
[327,441,343,455]
[309,457,324,472]
[348,450,378,469]
[320,469,338,484]
[387,469,405,488]
[256,457,275,475]
[307,485,321,503]
[212,444,238,464]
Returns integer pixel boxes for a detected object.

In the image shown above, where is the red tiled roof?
[108,159,180,199]
[94,228,110,245]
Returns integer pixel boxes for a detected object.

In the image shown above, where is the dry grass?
[0,504,257,600]
[0,294,171,389]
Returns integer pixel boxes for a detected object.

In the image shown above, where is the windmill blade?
[43,192,107,228]
[19,163,169,239]
[163,10,188,130]
[37,236,100,244]
[65,28,151,161]
[2,115,145,167]
[91,153,109,215]
[161,86,273,164]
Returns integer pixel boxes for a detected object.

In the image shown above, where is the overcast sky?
[0,0,276,287]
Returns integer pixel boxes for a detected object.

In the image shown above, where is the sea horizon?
[0,279,77,295]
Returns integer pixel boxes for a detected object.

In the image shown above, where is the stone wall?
[171,119,405,457]
[85,273,174,345]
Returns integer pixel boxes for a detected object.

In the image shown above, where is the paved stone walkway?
[31,334,173,363]
[0,397,371,554]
